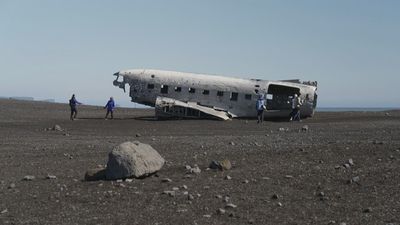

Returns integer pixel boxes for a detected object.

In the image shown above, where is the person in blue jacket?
[104,97,115,119]
[256,94,266,123]
[69,94,82,120]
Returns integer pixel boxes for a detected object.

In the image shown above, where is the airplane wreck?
[113,69,318,120]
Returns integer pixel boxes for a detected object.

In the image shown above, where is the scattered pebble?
[172,187,179,191]
[162,191,175,197]
[271,194,279,199]
[203,214,211,218]
[242,179,249,184]
[1,209,8,214]
[225,175,232,180]
[217,208,226,215]
[284,175,294,179]
[348,158,354,166]
[8,183,16,189]
[363,207,372,213]
[225,203,237,208]
[135,133,141,137]
[277,202,283,207]
[188,194,195,201]
[301,125,309,131]
[46,175,57,179]
[181,185,188,190]
[23,175,35,181]
[161,178,172,183]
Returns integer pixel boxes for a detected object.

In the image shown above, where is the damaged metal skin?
[113,69,318,120]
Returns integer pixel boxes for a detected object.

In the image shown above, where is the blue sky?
[0,0,399,107]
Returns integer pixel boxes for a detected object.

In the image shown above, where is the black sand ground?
[0,99,399,225]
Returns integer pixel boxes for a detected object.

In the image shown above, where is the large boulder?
[105,141,165,180]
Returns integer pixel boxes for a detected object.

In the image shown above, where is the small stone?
[185,165,192,170]
[8,183,16,189]
[271,194,279,199]
[196,193,201,198]
[343,163,351,169]
[225,203,237,208]
[242,179,249,184]
[277,202,283,207]
[230,141,235,146]
[284,175,294,179]
[188,194,195,201]
[363,207,372,213]
[162,191,175,197]
[190,166,201,174]
[278,127,285,132]
[225,175,232,180]
[181,185,188,190]
[52,124,62,131]
[125,179,133,183]
[224,196,230,203]
[183,191,188,195]
[172,187,179,191]
[23,175,35,181]
[350,176,360,184]
[203,214,211,218]
[248,219,255,224]
[135,133,141,137]
[318,192,325,197]
[1,209,8,214]
[334,165,341,169]
[46,175,57,179]
[217,208,226,215]
[301,125,309,131]
[215,195,223,199]
[203,186,210,190]
[161,178,172,183]
[348,158,354,166]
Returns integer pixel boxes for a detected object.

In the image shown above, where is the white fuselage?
[113,69,317,118]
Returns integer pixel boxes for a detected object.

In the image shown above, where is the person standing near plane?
[69,94,82,120]
[104,97,115,119]
[256,95,266,123]
[290,94,302,121]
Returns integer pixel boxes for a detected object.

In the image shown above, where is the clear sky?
[1,0,399,107]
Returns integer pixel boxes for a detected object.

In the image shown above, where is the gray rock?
[105,141,165,180]
[161,178,172,183]
[350,176,360,184]
[162,190,175,197]
[363,207,372,213]
[1,209,8,214]
[188,194,195,200]
[46,175,57,179]
[271,194,279,199]
[189,165,201,174]
[348,158,354,166]
[52,124,62,131]
[23,175,35,181]
[225,203,237,208]
[135,133,141,137]
[225,175,232,180]
[217,208,226,215]
[8,183,16,189]
[301,125,309,131]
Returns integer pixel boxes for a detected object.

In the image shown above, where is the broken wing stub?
[155,96,233,121]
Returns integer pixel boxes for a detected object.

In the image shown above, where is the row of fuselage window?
[147,84,253,101]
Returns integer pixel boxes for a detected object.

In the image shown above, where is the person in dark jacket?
[69,94,82,120]
[104,97,115,119]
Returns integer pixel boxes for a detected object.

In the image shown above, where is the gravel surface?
[0,99,399,225]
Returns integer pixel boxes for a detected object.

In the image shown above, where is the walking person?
[69,94,82,120]
[104,97,115,119]
[256,94,266,123]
